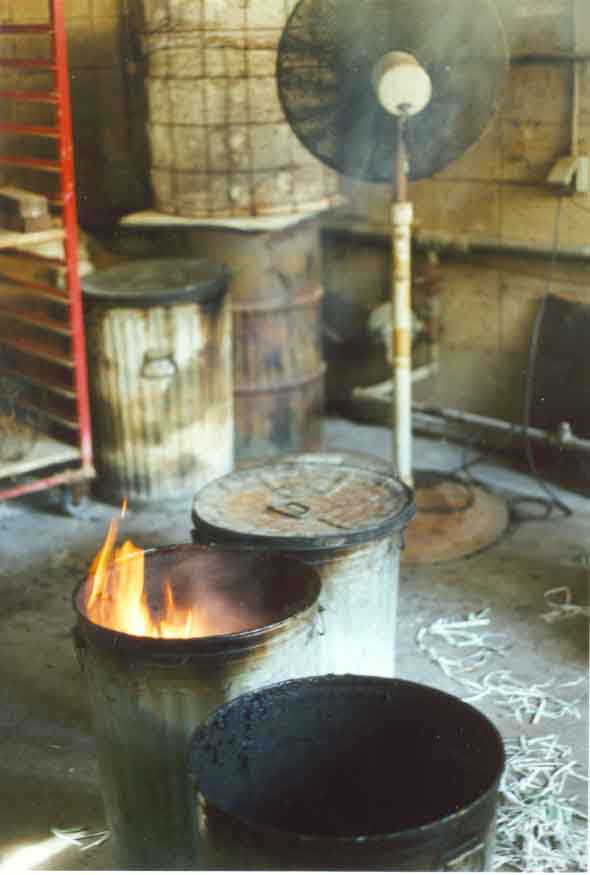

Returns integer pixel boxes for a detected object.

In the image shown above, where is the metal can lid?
[192,460,415,550]
[82,258,229,306]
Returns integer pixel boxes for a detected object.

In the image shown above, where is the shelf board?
[0,434,80,480]
[119,209,322,233]
[0,227,65,251]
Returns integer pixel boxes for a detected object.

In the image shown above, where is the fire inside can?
[72,543,322,869]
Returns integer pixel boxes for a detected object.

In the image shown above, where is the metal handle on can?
[267,500,310,519]
[141,350,178,380]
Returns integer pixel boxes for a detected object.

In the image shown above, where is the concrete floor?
[0,417,587,871]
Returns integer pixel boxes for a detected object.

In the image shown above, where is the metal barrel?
[82,258,233,504]
[72,543,322,870]
[191,456,415,677]
[189,675,505,871]
[233,283,325,459]
[202,218,325,459]
[109,218,327,460]
[140,0,339,219]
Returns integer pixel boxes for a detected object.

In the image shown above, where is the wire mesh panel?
[141,0,340,218]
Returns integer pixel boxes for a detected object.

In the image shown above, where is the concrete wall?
[2,0,589,426]
[326,0,590,424]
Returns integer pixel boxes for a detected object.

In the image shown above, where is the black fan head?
[277,0,508,183]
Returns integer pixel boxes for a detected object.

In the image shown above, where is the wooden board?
[0,434,80,480]
[119,209,326,233]
[0,227,65,251]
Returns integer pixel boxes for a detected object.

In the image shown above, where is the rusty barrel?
[230,219,325,460]
[180,219,325,460]
[113,218,326,460]
[73,544,322,870]
[192,456,415,677]
[189,675,505,871]
[82,258,232,504]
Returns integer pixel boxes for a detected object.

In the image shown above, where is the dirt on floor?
[0,419,587,871]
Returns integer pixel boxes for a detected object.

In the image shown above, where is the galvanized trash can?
[191,457,415,677]
[83,258,233,504]
[189,675,505,871]
[73,544,322,870]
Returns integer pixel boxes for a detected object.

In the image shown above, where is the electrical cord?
[515,196,572,519]
[449,196,573,522]
[513,292,572,520]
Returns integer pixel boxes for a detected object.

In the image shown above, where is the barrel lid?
[82,258,229,306]
[192,461,415,550]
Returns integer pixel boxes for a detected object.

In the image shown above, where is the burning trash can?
[189,675,505,870]
[192,456,415,677]
[73,525,322,870]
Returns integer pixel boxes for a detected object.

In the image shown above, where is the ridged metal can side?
[82,259,233,504]
[141,0,339,218]
[189,676,505,871]
[72,544,322,870]
[104,218,327,460]
[192,458,416,677]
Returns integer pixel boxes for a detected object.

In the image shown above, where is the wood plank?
[0,362,76,399]
[13,397,78,431]
[0,227,65,250]
[119,209,323,233]
[0,434,79,480]
[0,335,73,368]
[0,301,71,336]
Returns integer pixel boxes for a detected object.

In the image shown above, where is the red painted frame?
[0,0,94,503]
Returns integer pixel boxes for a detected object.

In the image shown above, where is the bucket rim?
[81,257,230,307]
[191,460,416,551]
[189,673,506,846]
[72,542,322,659]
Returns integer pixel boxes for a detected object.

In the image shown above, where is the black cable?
[448,196,573,521]
[516,197,572,519]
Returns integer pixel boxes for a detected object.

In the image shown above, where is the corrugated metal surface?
[103,217,327,460]
[74,544,322,870]
[141,0,339,218]
[84,272,233,503]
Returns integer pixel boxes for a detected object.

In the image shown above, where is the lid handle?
[266,500,310,519]
[141,350,178,380]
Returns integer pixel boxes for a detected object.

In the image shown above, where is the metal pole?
[392,123,413,486]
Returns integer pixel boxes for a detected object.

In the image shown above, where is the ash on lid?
[192,461,415,547]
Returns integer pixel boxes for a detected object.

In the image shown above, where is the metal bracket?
[266,500,310,519]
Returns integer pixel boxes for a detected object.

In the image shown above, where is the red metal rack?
[0,0,94,507]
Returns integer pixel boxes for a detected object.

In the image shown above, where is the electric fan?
[277,0,511,561]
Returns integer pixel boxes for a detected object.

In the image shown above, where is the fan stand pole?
[392,119,414,487]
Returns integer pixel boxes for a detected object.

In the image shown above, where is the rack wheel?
[55,483,91,518]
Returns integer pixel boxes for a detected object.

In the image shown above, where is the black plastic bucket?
[189,675,505,871]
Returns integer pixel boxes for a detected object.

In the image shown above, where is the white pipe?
[392,201,414,486]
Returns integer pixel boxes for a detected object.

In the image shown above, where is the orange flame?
[83,508,203,639]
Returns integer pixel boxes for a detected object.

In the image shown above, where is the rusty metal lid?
[192,461,415,550]
[82,258,229,306]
